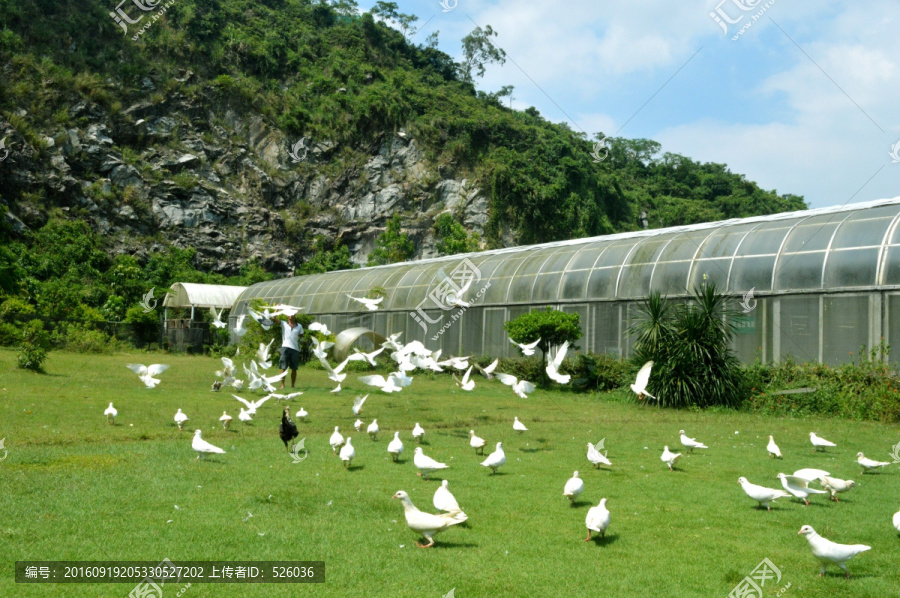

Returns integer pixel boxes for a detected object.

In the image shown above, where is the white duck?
[469,430,486,455]
[587,442,612,468]
[414,447,448,479]
[481,442,506,474]
[174,408,188,431]
[388,431,404,462]
[104,402,117,424]
[392,490,467,548]
[738,477,791,511]
[219,411,232,429]
[412,423,425,443]
[433,480,462,513]
[856,452,890,473]
[584,498,610,541]
[339,437,355,468]
[192,430,225,459]
[513,417,528,433]
[777,473,827,506]
[798,525,870,578]
[809,432,836,452]
[679,430,707,453]
[563,471,584,503]
[238,408,252,423]
[354,419,364,432]
[329,426,345,453]
[295,407,308,421]
[818,476,855,502]
[367,419,379,441]
[767,435,782,458]
[661,446,681,471]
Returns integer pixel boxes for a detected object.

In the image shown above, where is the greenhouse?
[231,196,900,365]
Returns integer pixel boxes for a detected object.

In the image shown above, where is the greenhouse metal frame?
[231,197,900,365]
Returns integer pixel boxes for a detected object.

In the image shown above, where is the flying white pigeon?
[546,342,571,384]
[661,446,681,471]
[738,477,791,511]
[352,394,368,415]
[308,321,330,335]
[329,426,345,453]
[481,442,506,474]
[392,490,467,548]
[777,473,827,506]
[192,429,225,459]
[126,363,169,388]
[233,314,248,338]
[219,411,232,429]
[412,422,425,443]
[367,419,379,441]
[381,332,403,351]
[563,471,584,503]
[475,358,499,380]
[174,408,188,431]
[584,498,610,541]
[496,372,536,399]
[232,394,271,415]
[312,337,334,361]
[438,355,471,371]
[819,476,855,502]
[216,356,235,379]
[630,361,655,400]
[388,431,404,462]
[238,408,253,423]
[339,437,356,468]
[358,374,403,393]
[679,430,708,453]
[510,337,540,356]
[210,306,227,328]
[587,442,612,468]
[104,402,117,424]
[346,294,383,311]
[295,407,308,421]
[767,435,782,459]
[354,418,364,432]
[809,432,836,452]
[269,390,304,401]
[414,447,449,479]
[320,355,356,385]
[513,417,528,433]
[270,303,304,317]
[433,479,463,513]
[331,383,342,393]
[231,378,244,391]
[257,340,275,369]
[469,430,486,455]
[352,347,385,366]
[797,525,870,578]
[856,452,890,473]
[248,307,275,330]
[454,366,476,391]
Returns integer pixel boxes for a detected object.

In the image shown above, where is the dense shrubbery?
[567,352,633,391]
[17,319,50,371]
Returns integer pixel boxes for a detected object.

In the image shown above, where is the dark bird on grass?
[280,406,299,452]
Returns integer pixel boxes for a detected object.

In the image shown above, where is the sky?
[356,0,900,209]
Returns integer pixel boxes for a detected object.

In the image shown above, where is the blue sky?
[356,0,900,209]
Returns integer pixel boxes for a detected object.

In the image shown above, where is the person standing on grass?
[275,314,303,389]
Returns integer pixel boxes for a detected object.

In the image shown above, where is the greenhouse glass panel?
[824,248,879,288]
[728,256,776,292]
[617,262,654,298]
[592,243,634,268]
[479,275,514,305]
[830,217,893,250]
[569,246,607,270]
[586,267,621,300]
[508,275,537,303]
[774,252,826,290]
[560,269,590,301]
[882,246,900,285]
[886,295,900,367]
[483,308,508,357]
[781,218,842,253]
[390,268,428,310]
[561,304,588,348]
[438,314,461,356]
[538,247,581,274]
[389,312,408,335]
[533,271,564,301]
[779,296,819,362]
[822,295,868,365]
[665,231,722,261]
[738,223,796,256]
[311,275,349,313]
[689,258,730,290]
[592,303,620,355]
[652,261,692,295]
[626,238,670,268]
[698,225,759,260]
[888,219,900,244]
[729,308,762,364]
[461,307,485,356]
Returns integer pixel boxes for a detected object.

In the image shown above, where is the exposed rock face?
[0,96,491,275]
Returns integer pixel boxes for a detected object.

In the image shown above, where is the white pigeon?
[856,452,890,473]
[893,509,900,534]
[738,477,791,511]
[679,430,707,453]
[809,432,836,452]
[174,408,188,431]
[475,358,499,380]
[126,363,169,388]
[767,435,782,459]
[209,306,227,328]
[248,307,275,330]
[454,366,475,391]
[358,374,403,393]
[308,321,330,336]
[192,429,225,459]
[797,525,870,578]
[270,303,304,317]
[256,340,275,369]
[433,479,462,513]
[320,355,355,384]
[249,370,288,393]
[469,430,486,455]
[329,426,345,453]
[481,442,506,474]
[231,378,244,391]
[563,471,584,503]
[352,394,368,415]
[438,355,471,371]
[295,407,308,421]
[546,342,571,384]
[331,383,342,393]
[216,356,235,379]
[352,347,385,365]
[388,431,404,462]
[414,447,449,479]
[346,294,383,311]
[233,314,248,338]
[312,337,334,361]
[513,417,528,433]
[232,394,271,415]
[367,419,379,441]
[584,498,610,541]
[266,391,304,401]
[412,423,425,443]
[354,418,364,432]
[793,468,830,482]
[219,411,232,429]
[587,442,612,467]
[392,490,467,548]
[777,473,827,506]
[630,361,655,400]
[819,476,855,502]
[496,372,536,399]
[238,408,253,423]
[510,337,540,356]
[104,402,117,424]
[339,437,356,468]
[661,446,681,471]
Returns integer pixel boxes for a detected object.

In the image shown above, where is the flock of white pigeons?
[101,300,899,577]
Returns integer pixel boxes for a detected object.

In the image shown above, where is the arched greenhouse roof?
[163,283,248,309]
[233,196,900,315]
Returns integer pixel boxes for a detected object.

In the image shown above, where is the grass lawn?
[1,348,899,597]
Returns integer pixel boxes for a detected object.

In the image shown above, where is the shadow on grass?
[569,499,591,508]
[587,533,618,547]
[346,464,365,472]
[519,447,553,453]
[432,541,479,549]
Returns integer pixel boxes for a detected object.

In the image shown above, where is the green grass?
[1,349,899,597]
